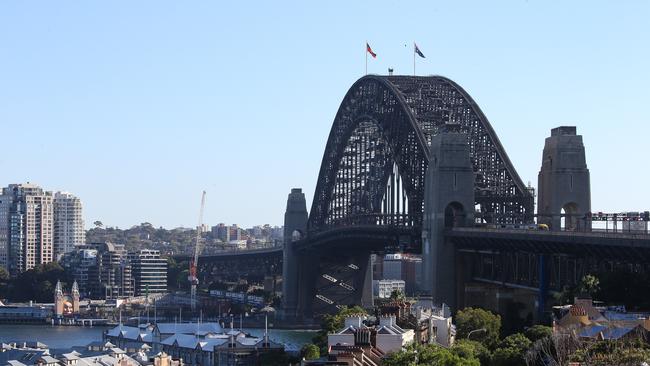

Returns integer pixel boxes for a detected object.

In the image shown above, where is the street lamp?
[467,328,487,339]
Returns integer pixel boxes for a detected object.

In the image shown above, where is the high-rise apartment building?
[211,223,242,242]
[129,249,167,296]
[96,242,133,298]
[61,242,133,299]
[0,183,54,275]
[53,191,85,260]
[0,196,10,269]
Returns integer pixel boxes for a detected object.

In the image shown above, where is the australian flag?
[414,43,425,58]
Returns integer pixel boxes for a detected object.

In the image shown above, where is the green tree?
[452,339,492,366]
[578,274,599,297]
[300,343,320,360]
[256,350,296,366]
[390,289,406,301]
[93,220,103,229]
[4,262,72,302]
[0,266,9,282]
[524,325,552,343]
[556,274,601,305]
[492,333,531,366]
[455,307,501,349]
[385,344,480,366]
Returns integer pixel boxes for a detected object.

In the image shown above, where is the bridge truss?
[308,75,534,252]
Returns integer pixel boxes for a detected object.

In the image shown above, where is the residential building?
[61,242,133,299]
[97,242,133,298]
[53,191,85,260]
[129,249,167,296]
[211,223,243,243]
[0,183,54,275]
[378,301,456,348]
[382,253,404,280]
[0,340,142,366]
[381,253,422,295]
[328,314,414,355]
[103,322,283,366]
[373,279,405,299]
[553,297,650,341]
[0,195,10,269]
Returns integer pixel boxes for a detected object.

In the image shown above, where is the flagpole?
[365,41,368,75]
[413,42,416,76]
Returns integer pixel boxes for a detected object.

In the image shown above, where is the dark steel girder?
[308,75,534,244]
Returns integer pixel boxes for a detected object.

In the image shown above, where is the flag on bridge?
[414,42,425,58]
[366,42,377,58]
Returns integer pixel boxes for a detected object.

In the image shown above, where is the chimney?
[379,315,395,327]
[344,315,364,328]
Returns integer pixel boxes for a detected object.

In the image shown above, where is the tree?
[300,344,320,360]
[256,350,296,366]
[492,333,531,366]
[524,325,552,343]
[390,289,406,301]
[452,339,492,366]
[0,266,9,282]
[556,274,600,305]
[578,274,599,297]
[385,344,480,366]
[455,307,501,349]
[93,220,103,229]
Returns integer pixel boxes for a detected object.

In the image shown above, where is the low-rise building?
[328,314,414,355]
[0,341,141,366]
[373,279,405,299]
[378,301,455,347]
[553,297,650,341]
[103,322,283,366]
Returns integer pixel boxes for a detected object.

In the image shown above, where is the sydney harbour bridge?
[190,75,650,322]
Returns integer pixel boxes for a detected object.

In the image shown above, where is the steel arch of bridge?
[308,75,534,242]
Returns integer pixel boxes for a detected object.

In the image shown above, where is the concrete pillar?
[360,254,374,309]
[538,126,591,231]
[422,129,474,310]
[281,188,308,319]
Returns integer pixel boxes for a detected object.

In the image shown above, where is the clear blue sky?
[1,1,648,229]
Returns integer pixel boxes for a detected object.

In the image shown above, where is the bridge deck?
[447,227,650,262]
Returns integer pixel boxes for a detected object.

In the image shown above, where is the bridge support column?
[538,126,591,231]
[361,254,374,309]
[537,254,548,322]
[422,128,474,310]
[281,188,308,320]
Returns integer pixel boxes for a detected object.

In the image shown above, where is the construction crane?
[189,190,206,312]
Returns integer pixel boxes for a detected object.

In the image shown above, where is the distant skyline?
[1,1,648,229]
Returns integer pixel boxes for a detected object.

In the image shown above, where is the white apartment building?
[0,184,54,274]
[373,279,406,299]
[25,193,54,269]
[53,191,85,259]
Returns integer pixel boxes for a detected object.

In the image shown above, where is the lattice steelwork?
[309,75,533,237]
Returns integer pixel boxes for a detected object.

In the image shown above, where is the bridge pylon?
[422,128,475,310]
[538,126,591,231]
[281,188,308,320]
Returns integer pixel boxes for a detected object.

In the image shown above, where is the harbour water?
[0,324,317,351]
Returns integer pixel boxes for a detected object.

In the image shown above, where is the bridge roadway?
[176,247,283,282]
[448,227,650,262]
[189,228,650,279]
